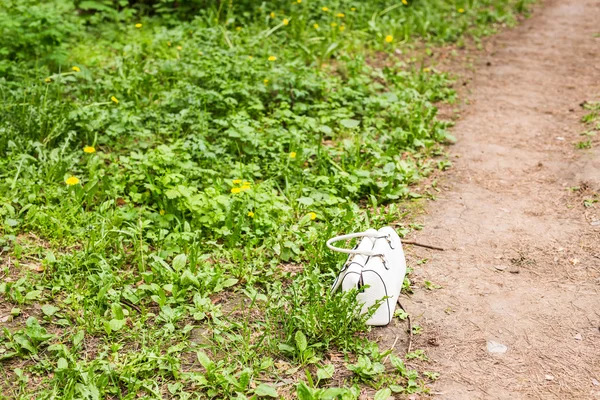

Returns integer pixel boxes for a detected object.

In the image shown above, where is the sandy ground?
[393,0,600,398]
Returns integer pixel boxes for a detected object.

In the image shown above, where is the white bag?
[328,227,407,326]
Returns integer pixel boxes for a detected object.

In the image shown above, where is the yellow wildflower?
[314,23,319,29]
[236,26,242,31]
[83,146,95,153]
[177,45,182,50]
[111,96,119,104]
[231,187,241,194]
[241,185,251,191]
[385,35,393,43]
[72,66,80,72]
[198,51,203,55]
[248,55,253,60]
[159,209,165,215]
[458,8,465,12]
[336,13,345,17]
[65,176,80,186]
[351,7,356,11]
[264,79,269,84]
[268,56,277,61]
[289,151,297,159]
[339,25,345,31]
[243,181,251,185]
[309,212,317,220]
[248,211,254,218]
[270,12,275,18]
[135,23,142,28]
[233,179,242,184]
[167,41,171,47]
[331,22,338,27]
[322,7,329,11]
[45,77,51,83]
[402,0,407,4]
[283,19,289,25]
[297,0,301,3]
[423,67,431,72]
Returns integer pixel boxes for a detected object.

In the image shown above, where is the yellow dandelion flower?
[423,67,431,72]
[268,56,277,61]
[65,176,80,186]
[159,209,165,215]
[45,77,51,83]
[314,23,319,29]
[322,7,329,11]
[231,187,241,194]
[135,23,142,28]
[111,96,119,104]
[243,181,251,185]
[270,12,275,18]
[248,211,254,217]
[236,26,242,31]
[336,13,345,17]
[385,35,393,43]
[402,0,407,4]
[264,79,269,84]
[309,212,317,220]
[330,22,338,27]
[458,8,465,12]
[83,146,95,153]
[283,19,289,25]
[241,185,251,191]
[339,25,345,31]
[177,45,182,50]
[351,7,356,11]
[297,0,302,3]
[248,55,253,60]
[289,151,297,159]
[233,179,242,184]
[72,66,80,72]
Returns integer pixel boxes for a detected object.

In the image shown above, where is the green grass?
[1,0,532,398]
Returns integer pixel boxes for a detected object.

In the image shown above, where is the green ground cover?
[0,0,531,398]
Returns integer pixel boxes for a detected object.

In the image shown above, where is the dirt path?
[401,0,600,398]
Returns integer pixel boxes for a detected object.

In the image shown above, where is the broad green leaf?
[57,357,68,370]
[108,319,126,331]
[255,383,278,398]
[296,382,313,400]
[41,304,59,316]
[316,364,335,381]
[25,290,41,300]
[73,330,85,347]
[339,119,360,129]
[180,269,199,287]
[373,388,392,400]
[172,254,187,271]
[196,351,214,370]
[295,331,307,353]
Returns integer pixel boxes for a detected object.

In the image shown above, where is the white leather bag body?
[328,227,407,326]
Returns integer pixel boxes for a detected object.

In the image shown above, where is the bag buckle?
[374,254,389,270]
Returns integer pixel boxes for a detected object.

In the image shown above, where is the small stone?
[591,220,600,226]
[494,265,507,271]
[545,374,554,381]
[487,340,508,354]
[556,137,565,141]
[574,333,582,340]
[592,379,599,386]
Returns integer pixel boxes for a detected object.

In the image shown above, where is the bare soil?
[394,0,600,398]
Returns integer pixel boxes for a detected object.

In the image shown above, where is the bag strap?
[326,231,388,256]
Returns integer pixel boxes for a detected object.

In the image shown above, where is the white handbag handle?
[326,231,388,256]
